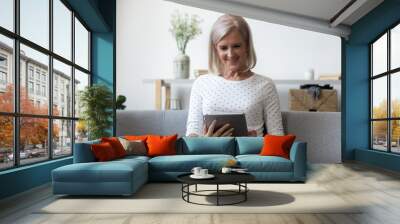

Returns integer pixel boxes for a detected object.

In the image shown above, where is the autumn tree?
[372,99,400,143]
[0,84,60,152]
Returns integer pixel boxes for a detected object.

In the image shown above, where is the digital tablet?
[203,113,248,137]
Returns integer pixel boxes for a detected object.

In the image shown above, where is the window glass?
[74,18,89,70]
[372,34,387,76]
[75,120,88,143]
[20,44,49,115]
[74,69,89,118]
[0,35,14,113]
[391,24,400,70]
[20,0,49,49]
[53,0,72,60]
[0,0,13,31]
[372,121,388,151]
[391,72,400,118]
[53,59,72,117]
[0,116,13,170]
[20,117,49,165]
[53,119,72,157]
[372,77,387,119]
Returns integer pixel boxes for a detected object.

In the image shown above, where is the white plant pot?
[173,53,190,79]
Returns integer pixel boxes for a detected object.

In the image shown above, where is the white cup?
[191,167,202,176]
[221,167,232,174]
[200,169,208,176]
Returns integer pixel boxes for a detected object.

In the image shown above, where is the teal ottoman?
[52,157,148,196]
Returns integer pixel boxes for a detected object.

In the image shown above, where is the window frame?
[370,21,400,154]
[0,0,92,171]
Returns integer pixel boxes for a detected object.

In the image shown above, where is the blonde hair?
[208,14,257,74]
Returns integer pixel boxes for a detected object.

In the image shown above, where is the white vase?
[304,69,315,80]
[173,53,190,79]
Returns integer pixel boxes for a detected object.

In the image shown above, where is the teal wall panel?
[0,158,72,199]
[92,33,114,87]
[355,149,400,172]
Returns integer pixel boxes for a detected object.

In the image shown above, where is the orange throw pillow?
[124,135,148,141]
[146,134,178,157]
[260,134,296,159]
[91,142,117,161]
[101,137,127,158]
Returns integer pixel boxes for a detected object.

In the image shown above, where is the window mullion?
[13,0,20,167]
[48,0,54,160]
[71,10,76,154]
[388,30,391,152]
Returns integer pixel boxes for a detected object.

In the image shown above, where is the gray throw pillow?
[118,137,147,156]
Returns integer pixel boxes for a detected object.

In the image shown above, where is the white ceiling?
[225,0,352,22]
[165,0,384,38]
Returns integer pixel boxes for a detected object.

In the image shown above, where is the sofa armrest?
[289,141,307,181]
[73,140,100,163]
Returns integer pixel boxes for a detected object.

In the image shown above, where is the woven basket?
[289,89,338,112]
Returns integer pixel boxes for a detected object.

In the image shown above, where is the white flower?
[169,10,202,54]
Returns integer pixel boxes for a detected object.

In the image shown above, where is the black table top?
[177,172,255,185]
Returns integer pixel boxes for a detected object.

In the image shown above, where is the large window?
[370,23,400,153]
[0,0,91,170]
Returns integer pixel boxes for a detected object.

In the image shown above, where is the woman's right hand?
[204,120,234,137]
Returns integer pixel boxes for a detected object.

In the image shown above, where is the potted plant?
[169,10,202,79]
[79,84,113,140]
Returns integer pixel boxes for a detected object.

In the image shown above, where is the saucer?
[190,174,215,179]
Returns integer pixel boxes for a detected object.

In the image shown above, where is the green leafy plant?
[169,10,202,54]
[79,84,113,140]
[116,95,127,110]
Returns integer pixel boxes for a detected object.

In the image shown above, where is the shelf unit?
[143,78,341,110]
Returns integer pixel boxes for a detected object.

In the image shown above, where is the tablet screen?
[203,113,248,136]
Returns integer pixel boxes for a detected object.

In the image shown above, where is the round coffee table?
[177,173,255,206]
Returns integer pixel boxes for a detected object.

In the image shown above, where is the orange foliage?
[0,84,60,149]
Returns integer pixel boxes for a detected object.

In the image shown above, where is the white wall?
[117,0,341,110]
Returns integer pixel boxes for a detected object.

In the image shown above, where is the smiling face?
[215,29,248,74]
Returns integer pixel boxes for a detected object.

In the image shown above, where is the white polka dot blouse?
[186,73,284,136]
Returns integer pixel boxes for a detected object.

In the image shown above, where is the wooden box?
[289,89,338,112]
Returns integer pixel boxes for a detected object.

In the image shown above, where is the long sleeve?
[264,82,284,135]
[185,80,204,136]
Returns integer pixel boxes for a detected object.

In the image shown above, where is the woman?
[186,14,284,137]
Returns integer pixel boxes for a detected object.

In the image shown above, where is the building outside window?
[28,66,34,79]
[0,54,7,88]
[41,85,46,97]
[35,83,40,95]
[35,70,40,81]
[41,73,46,82]
[28,81,34,94]
[0,71,6,84]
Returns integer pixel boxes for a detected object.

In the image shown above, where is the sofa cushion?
[236,155,293,172]
[148,154,235,172]
[147,134,178,157]
[91,142,118,161]
[260,135,296,159]
[53,158,147,183]
[101,137,127,158]
[180,137,236,155]
[235,137,263,155]
[118,138,147,156]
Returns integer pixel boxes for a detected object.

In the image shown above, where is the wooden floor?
[1,162,400,224]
